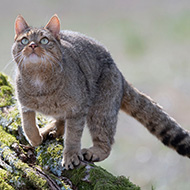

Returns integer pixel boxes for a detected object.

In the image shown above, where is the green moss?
[0,73,15,107]
[90,166,140,190]
[62,165,140,190]
[36,113,49,127]
[36,138,64,177]
[26,169,49,190]
[8,106,20,121]
[0,126,18,146]
[0,86,14,107]
[0,181,15,190]
[0,168,7,178]
[6,107,21,135]
[0,168,14,190]
[62,165,92,189]
[8,174,26,189]
[47,143,63,159]
[13,160,48,189]
[0,105,27,144]
[64,165,86,185]
[0,148,26,189]
[0,73,11,87]
[1,143,49,190]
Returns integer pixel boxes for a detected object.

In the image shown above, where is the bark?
[0,72,140,190]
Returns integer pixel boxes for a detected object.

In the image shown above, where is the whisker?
[2,53,22,73]
[48,58,55,73]
[17,55,25,73]
[40,57,45,70]
[47,53,63,72]
[42,55,55,73]
[42,57,49,73]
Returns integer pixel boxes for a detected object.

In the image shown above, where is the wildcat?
[12,14,190,170]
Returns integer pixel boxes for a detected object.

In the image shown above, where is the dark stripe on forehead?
[40,31,44,37]
[26,28,42,38]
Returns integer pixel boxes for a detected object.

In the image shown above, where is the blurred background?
[1,0,190,189]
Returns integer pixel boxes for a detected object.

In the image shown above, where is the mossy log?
[0,72,140,190]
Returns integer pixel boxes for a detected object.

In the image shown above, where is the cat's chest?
[20,90,77,117]
[36,94,68,114]
[17,78,84,117]
[33,78,44,89]
[35,95,63,115]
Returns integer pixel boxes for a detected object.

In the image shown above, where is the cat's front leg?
[21,108,43,147]
[62,116,85,170]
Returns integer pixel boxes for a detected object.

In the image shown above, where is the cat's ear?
[45,14,60,39]
[15,15,29,39]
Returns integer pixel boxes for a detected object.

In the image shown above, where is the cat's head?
[12,14,62,72]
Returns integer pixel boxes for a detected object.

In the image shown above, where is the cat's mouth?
[26,52,41,63]
[29,52,38,57]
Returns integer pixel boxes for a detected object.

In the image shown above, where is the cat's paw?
[47,130,57,139]
[29,134,43,147]
[62,149,84,170]
[40,121,65,140]
[81,147,110,162]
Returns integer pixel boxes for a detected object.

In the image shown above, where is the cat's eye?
[40,37,49,45]
[21,37,29,45]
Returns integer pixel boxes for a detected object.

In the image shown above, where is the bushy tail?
[121,79,190,158]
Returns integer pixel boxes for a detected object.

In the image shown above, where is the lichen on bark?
[0,73,15,107]
[0,72,140,190]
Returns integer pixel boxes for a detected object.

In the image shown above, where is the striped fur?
[13,15,190,170]
[121,80,190,158]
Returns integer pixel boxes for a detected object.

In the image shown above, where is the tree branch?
[0,72,140,190]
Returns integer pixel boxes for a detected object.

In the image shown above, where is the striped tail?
[121,79,190,157]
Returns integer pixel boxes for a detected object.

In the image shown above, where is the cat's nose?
[29,42,38,49]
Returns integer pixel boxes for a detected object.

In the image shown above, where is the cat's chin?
[26,53,41,64]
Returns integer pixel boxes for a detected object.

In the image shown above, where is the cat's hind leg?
[82,106,118,162]
[82,65,123,162]
[40,119,65,140]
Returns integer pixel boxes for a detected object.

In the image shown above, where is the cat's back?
[60,30,116,73]
[59,30,122,100]
[60,30,104,50]
[60,30,112,62]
